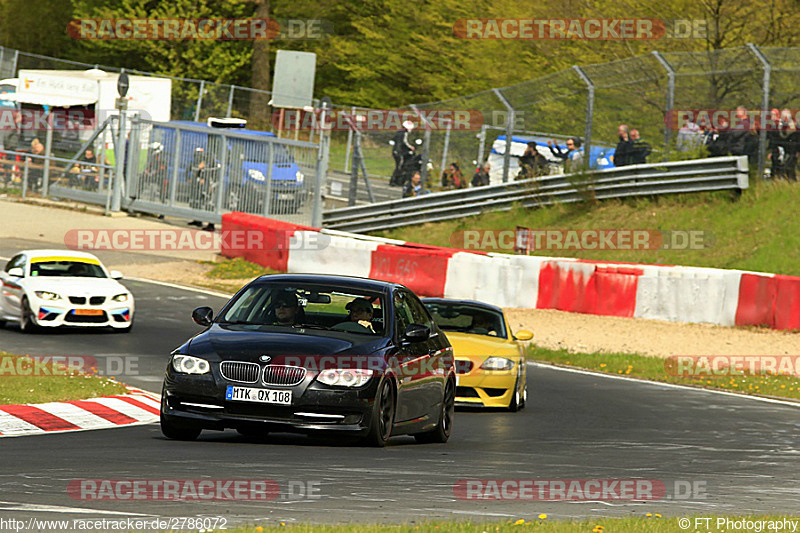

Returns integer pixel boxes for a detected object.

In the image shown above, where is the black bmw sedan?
[160,274,455,446]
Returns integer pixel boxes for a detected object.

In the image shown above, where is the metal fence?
[322,156,750,233]
[1,117,328,226]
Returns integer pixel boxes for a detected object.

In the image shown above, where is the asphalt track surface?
[1,245,799,527]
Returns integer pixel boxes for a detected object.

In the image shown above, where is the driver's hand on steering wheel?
[357,320,375,332]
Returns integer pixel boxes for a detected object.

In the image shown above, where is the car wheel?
[19,297,39,333]
[363,378,395,447]
[160,411,202,441]
[415,377,455,444]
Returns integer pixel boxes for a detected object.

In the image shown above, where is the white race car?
[0,250,134,333]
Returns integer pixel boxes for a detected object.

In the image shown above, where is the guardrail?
[322,156,750,233]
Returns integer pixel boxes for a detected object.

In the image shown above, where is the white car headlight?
[481,357,514,371]
[172,355,211,375]
[316,369,373,387]
[248,168,265,181]
[34,291,61,301]
[296,171,304,184]
[111,293,129,302]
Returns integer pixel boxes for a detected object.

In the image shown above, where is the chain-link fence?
[2,43,799,208]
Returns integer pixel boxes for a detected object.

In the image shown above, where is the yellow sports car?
[422,298,533,411]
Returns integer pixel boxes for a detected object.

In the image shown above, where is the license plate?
[225,386,292,405]
[74,309,103,316]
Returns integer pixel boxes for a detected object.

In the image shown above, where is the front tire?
[160,412,202,441]
[363,378,395,447]
[415,377,455,444]
[20,297,39,333]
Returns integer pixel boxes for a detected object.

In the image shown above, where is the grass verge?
[193,257,280,294]
[376,179,800,276]
[530,346,800,401]
[0,352,128,404]
[207,516,800,532]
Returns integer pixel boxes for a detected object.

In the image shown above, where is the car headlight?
[172,355,211,375]
[248,168,265,181]
[296,171,304,184]
[34,291,61,301]
[111,293,129,302]
[481,357,515,371]
[316,369,373,387]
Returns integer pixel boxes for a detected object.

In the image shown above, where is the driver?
[273,292,301,326]
[471,314,497,336]
[340,298,375,332]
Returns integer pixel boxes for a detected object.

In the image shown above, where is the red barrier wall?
[537,262,642,317]
[220,212,313,272]
[369,244,456,297]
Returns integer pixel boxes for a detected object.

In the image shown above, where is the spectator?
[548,137,583,173]
[704,117,730,157]
[187,147,215,231]
[471,162,490,187]
[440,162,465,189]
[612,124,631,167]
[517,142,547,179]
[728,106,758,165]
[676,119,705,152]
[28,138,46,190]
[768,109,799,181]
[402,171,430,197]
[390,120,415,186]
[628,129,652,165]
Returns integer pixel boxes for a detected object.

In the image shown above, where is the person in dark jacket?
[390,120,415,186]
[612,124,631,167]
[728,106,758,166]
[517,142,547,178]
[768,109,800,181]
[628,129,651,165]
[704,118,731,157]
[441,162,465,189]
[471,162,490,187]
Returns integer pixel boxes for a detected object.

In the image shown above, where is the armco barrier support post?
[747,43,771,181]
[492,88,514,183]
[652,51,675,158]
[573,65,594,168]
[344,106,355,172]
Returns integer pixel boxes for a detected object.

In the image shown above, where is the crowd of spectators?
[611,124,652,167]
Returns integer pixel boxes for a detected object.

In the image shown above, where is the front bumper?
[454,358,519,408]
[161,368,380,434]
[31,300,133,328]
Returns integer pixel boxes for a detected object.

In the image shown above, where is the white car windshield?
[29,260,107,278]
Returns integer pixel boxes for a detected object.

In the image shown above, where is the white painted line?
[90,397,158,421]
[0,410,42,435]
[0,501,153,516]
[127,277,232,299]
[34,402,116,429]
[529,361,800,408]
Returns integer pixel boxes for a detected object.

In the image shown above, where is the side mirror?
[109,270,123,280]
[192,306,214,327]
[514,329,534,341]
[7,267,23,277]
[403,323,430,343]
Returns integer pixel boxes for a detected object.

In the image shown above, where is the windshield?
[29,260,106,278]
[424,302,507,339]
[219,282,386,336]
